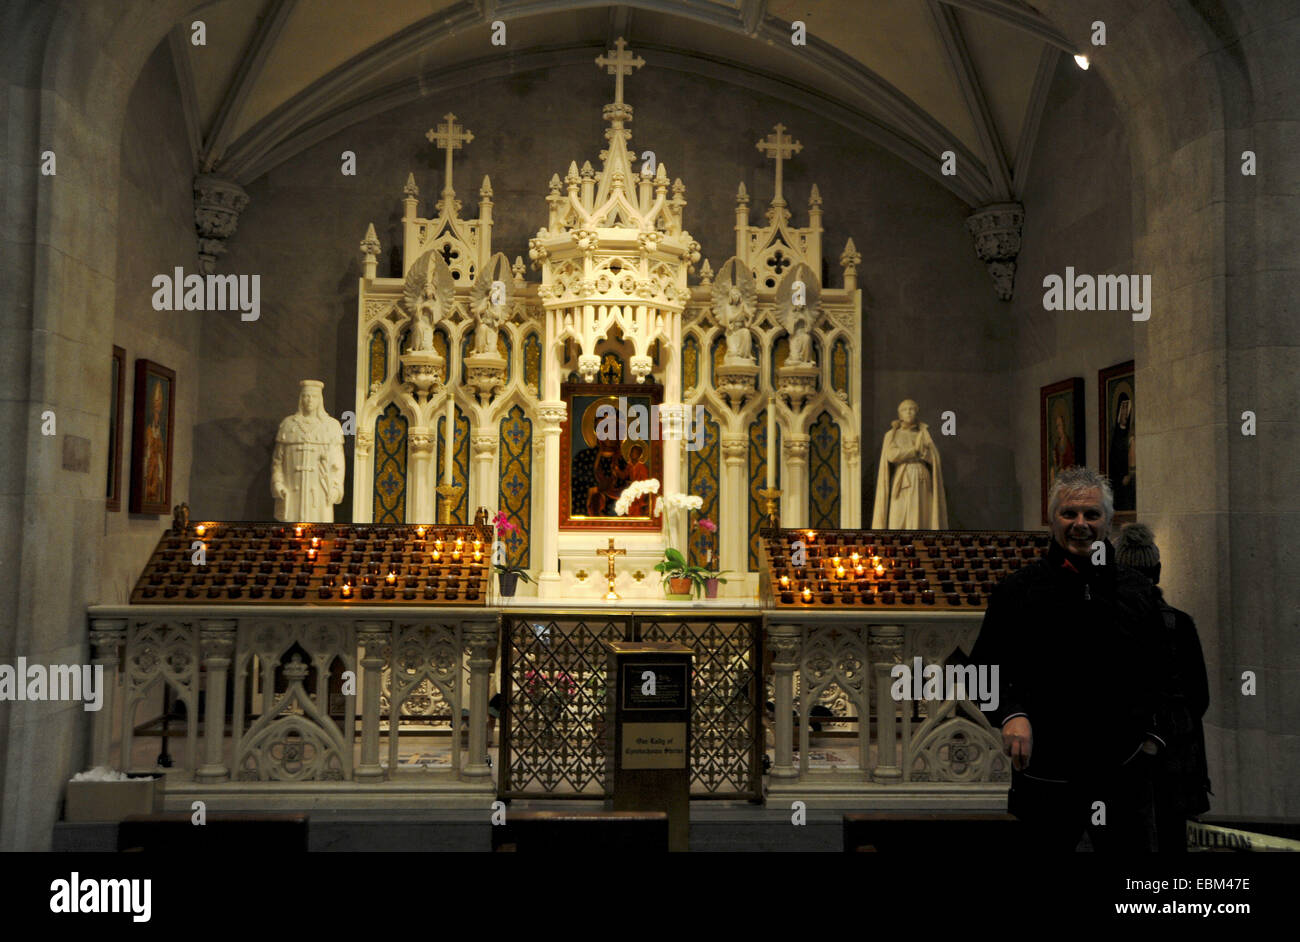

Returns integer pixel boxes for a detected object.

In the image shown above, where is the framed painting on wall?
[107,345,125,511]
[1040,377,1085,524]
[129,358,175,515]
[1099,360,1136,522]
[559,381,663,530]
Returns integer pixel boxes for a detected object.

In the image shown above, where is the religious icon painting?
[107,346,125,511]
[1040,377,1085,524]
[129,358,176,515]
[1099,360,1136,522]
[559,381,663,530]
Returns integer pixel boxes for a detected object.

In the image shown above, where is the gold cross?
[756,123,802,205]
[595,37,644,108]
[426,113,474,195]
[596,538,626,601]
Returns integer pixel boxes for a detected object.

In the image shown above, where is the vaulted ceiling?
[175,0,1078,206]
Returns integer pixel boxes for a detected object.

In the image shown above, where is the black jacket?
[970,538,1173,783]
[1153,591,1212,815]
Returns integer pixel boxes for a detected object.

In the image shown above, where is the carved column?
[408,428,435,523]
[537,403,567,595]
[196,620,236,783]
[659,404,684,545]
[966,202,1024,301]
[88,619,125,769]
[869,624,905,783]
[768,624,802,782]
[721,436,749,576]
[472,433,497,522]
[355,622,390,782]
[353,430,374,523]
[193,173,250,274]
[842,438,861,527]
[784,437,810,528]
[462,621,498,781]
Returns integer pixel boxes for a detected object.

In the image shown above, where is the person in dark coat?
[971,467,1173,852]
[1115,522,1212,851]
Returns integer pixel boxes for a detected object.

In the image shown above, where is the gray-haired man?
[971,467,1173,851]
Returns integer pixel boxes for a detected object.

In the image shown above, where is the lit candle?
[416,526,426,539]
[766,398,776,489]
[432,549,441,561]
[386,571,396,585]
[310,536,320,548]
[341,583,352,598]
[443,395,455,484]
[836,566,846,580]
[850,552,860,564]
[194,524,206,537]
[801,586,812,602]
[433,538,443,551]
[473,550,483,563]
[455,538,464,551]
[452,550,461,561]
[832,556,841,568]
[294,525,303,538]
[855,564,865,576]
[780,575,790,588]
[307,549,317,561]
[875,564,885,576]
[472,539,483,552]
[805,530,815,543]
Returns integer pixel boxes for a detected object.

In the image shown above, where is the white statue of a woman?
[272,381,346,522]
[871,399,948,529]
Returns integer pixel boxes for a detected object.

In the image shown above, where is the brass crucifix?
[596,538,626,601]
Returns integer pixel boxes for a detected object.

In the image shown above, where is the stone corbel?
[965,202,1024,301]
[193,173,250,274]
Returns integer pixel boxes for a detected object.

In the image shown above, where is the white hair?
[1047,466,1114,522]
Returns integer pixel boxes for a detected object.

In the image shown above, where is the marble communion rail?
[83,605,1009,811]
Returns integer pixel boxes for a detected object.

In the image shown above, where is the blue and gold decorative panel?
[809,410,841,529]
[747,409,779,571]
[498,405,533,568]
[373,403,408,524]
[368,329,387,389]
[687,409,720,568]
[830,338,849,398]
[710,336,725,387]
[437,404,471,524]
[681,334,699,394]
[523,332,542,396]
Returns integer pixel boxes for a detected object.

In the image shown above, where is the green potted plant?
[653,547,710,599]
[692,516,729,598]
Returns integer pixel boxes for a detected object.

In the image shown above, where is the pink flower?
[493,510,517,533]
[697,518,717,533]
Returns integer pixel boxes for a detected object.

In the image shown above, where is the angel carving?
[776,262,821,367]
[713,257,757,365]
[469,253,515,356]
[402,249,454,353]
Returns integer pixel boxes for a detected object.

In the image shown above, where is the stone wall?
[195,62,1019,529]
[1008,55,1134,527]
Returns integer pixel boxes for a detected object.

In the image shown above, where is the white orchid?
[614,478,660,517]
[660,493,704,515]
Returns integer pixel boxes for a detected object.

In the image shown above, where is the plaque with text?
[620,662,689,711]
[621,722,688,770]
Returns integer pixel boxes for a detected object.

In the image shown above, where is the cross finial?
[426,113,474,197]
[596,537,627,601]
[756,123,802,206]
[595,37,644,108]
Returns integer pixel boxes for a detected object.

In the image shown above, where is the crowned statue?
[871,398,948,529]
[272,380,346,522]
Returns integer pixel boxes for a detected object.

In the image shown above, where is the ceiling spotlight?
[1074,54,1090,70]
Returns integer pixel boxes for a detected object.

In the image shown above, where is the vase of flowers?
[490,510,529,597]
